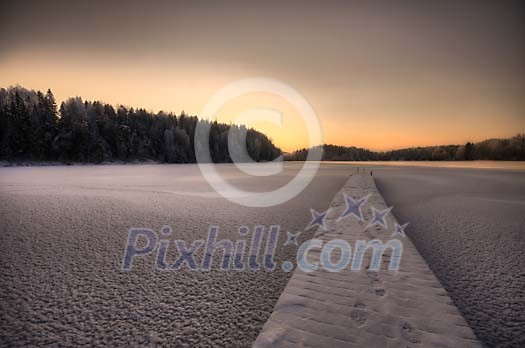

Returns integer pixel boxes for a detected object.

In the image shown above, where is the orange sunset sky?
[1,0,524,152]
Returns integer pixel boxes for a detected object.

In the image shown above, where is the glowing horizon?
[1,1,523,152]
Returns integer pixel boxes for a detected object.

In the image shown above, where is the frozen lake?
[0,163,351,347]
[373,165,525,347]
[0,162,524,347]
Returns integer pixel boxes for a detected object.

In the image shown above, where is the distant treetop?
[0,86,281,164]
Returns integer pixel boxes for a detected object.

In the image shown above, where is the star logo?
[338,193,370,222]
[306,208,331,231]
[367,206,393,229]
[284,231,301,246]
[392,222,409,238]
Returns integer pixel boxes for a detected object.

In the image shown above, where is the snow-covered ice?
[0,162,523,347]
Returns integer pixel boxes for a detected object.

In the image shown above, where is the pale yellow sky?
[1,1,524,152]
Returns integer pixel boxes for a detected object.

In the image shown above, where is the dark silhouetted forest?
[0,86,281,163]
[286,136,525,161]
[2,86,523,165]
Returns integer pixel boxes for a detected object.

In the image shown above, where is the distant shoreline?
[0,159,161,168]
[2,159,524,171]
[285,137,525,162]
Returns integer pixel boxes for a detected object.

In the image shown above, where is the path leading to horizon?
[254,173,481,348]
[0,162,523,347]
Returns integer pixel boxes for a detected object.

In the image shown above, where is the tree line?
[2,85,522,164]
[286,136,525,161]
[0,86,281,163]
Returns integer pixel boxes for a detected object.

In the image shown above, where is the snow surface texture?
[0,163,523,347]
[0,163,350,347]
[374,166,525,347]
[254,173,481,348]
